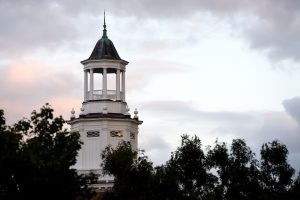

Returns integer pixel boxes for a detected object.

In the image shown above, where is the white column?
[89,69,94,100]
[122,71,125,101]
[116,69,120,100]
[103,68,107,99]
[84,70,88,101]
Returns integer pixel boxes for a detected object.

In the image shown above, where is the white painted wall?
[70,117,140,173]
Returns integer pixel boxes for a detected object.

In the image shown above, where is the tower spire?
[102,10,107,38]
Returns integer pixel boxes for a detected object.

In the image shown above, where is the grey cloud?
[283,96,300,125]
[140,138,172,165]
[141,100,300,169]
[138,125,174,165]
[251,110,300,171]
[1,0,300,61]
[128,0,300,61]
[142,100,256,123]
[244,1,300,61]
[140,135,170,151]
[0,1,76,56]
[125,0,300,61]
[141,100,263,140]
[126,59,188,92]
[139,133,171,163]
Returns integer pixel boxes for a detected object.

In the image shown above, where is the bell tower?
[68,14,142,188]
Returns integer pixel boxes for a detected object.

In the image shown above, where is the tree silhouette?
[0,104,96,200]
[102,135,297,200]
[207,139,261,199]
[101,141,153,200]
[260,140,295,199]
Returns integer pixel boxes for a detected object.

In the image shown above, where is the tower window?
[87,131,100,137]
[110,130,123,138]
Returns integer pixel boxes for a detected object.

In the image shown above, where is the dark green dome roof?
[88,37,121,60]
[87,14,122,61]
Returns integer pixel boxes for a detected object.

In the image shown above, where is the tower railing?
[86,90,124,101]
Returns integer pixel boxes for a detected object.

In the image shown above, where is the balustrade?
[86,90,124,101]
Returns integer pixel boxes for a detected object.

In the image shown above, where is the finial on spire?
[104,10,106,28]
[102,10,107,38]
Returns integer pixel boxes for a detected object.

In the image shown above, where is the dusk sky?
[1,0,300,169]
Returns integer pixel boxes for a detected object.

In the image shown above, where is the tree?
[0,104,96,200]
[260,140,295,199]
[151,164,184,200]
[101,141,154,200]
[164,135,216,200]
[206,140,230,199]
[101,134,298,200]
[291,172,300,199]
[227,139,260,200]
[206,139,261,200]
[0,110,22,199]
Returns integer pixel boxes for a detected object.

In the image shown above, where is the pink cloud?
[48,96,82,120]
[5,61,43,85]
[0,60,82,124]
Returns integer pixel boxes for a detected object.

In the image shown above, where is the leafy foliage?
[101,141,153,200]
[166,135,215,199]
[207,139,261,200]
[0,104,95,200]
[260,140,295,199]
[2,104,299,200]
[102,135,299,200]
[0,110,22,199]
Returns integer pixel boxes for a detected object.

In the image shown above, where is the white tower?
[68,15,142,189]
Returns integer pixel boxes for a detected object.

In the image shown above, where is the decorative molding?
[110,130,123,138]
[86,131,100,137]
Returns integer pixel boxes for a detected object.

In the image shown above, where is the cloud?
[283,96,300,126]
[126,59,188,94]
[129,0,300,61]
[243,1,300,61]
[0,61,82,124]
[102,0,300,62]
[140,100,300,169]
[123,0,300,62]
[139,133,171,164]
[141,100,256,123]
[0,1,79,57]
[1,0,300,62]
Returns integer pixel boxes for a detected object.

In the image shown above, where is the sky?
[1,0,300,170]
